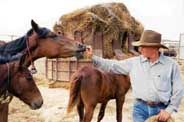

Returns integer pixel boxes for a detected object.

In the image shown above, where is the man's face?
[138,46,159,58]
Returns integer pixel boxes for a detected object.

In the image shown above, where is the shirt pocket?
[154,74,171,92]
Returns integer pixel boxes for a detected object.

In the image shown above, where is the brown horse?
[0,54,43,122]
[67,65,130,122]
[0,20,86,121]
[23,20,86,67]
[0,20,86,68]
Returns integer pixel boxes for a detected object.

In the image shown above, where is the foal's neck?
[0,63,14,94]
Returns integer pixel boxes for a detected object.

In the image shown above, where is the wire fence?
[0,34,19,42]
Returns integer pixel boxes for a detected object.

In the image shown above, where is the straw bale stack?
[54,2,144,58]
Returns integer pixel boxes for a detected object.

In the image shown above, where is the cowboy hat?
[132,30,168,49]
[145,115,174,122]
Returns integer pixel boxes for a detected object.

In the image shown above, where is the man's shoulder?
[161,55,178,65]
[124,55,141,62]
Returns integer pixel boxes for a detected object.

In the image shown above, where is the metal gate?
[179,33,184,59]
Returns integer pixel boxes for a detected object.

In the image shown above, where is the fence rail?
[0,34,18,42]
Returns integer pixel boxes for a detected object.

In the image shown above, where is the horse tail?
[67,73,83,113]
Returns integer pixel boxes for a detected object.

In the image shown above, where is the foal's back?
[75,65,129,102]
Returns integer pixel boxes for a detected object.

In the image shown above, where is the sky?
[0,0,184,41]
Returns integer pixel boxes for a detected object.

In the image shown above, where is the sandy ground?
[8,85,184,122]
[7,60,184,122]
[8,86,133,122]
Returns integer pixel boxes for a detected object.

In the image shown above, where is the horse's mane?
[0,52,25,94]
[0,27,50,56]
[0,63,12,94]
[0,36,27,55]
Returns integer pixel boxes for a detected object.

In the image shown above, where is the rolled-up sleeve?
[165,63,184,113]
[92,55,132,75]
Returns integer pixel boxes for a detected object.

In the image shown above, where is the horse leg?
[77,98,84,122]
[0,103,9,122]
[116,97,125,122]
[97,102,108,122]
[83,104,96,122]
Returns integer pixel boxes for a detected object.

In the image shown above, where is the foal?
[67,65,130,122]
[0,55,43,122]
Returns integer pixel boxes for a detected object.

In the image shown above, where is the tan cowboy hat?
[132,30,168,49]
[145,115,174,122]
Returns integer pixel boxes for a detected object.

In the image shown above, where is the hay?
[54,2,144,58]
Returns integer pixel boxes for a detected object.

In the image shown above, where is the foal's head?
[27,20,86,59]
[7,56,43,109]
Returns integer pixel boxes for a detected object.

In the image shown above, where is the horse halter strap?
[26,37,37,74]
[0,63,13,104]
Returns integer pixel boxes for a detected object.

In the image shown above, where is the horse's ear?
[31,19,39,33]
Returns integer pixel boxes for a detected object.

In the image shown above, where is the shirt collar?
[157,53,165,65]
[140,55,148,63]
[140,53,165,65]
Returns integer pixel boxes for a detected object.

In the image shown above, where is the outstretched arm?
[85,46,132,75]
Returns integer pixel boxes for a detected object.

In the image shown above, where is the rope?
[26,37,37,74]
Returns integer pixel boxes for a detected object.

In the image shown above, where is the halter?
[0,63,13,104]
[26,37,37,74]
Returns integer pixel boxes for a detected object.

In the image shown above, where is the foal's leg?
[97,102,108,122]
[83,104,96,122]
[0,103,9,122]
[77,98,84,122]
[116,97,125,122]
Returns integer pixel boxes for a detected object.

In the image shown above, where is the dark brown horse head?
[28,20,86,59]
[4,55,43,110]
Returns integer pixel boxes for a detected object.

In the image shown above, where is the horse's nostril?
[78,43,82,48]
[31,99,43,109]
[78,43,86,52]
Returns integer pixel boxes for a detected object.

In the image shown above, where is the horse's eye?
[45,34,58,40]
[52,34,58,38]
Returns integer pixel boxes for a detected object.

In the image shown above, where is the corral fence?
[178,33,184,73]
[161,33,184,62]
[0,34,18,42]
[45,58,92,81]
[161,39,179,59]
[179,33,184,60]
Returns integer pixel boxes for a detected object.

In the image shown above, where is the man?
[85,30,184,122]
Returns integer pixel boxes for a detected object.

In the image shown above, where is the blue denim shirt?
[92,54,184,114]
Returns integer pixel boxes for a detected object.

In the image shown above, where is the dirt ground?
[8,85,133,122]
[7,61,184,122]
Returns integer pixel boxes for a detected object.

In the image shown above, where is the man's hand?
[156,109,171,121]
[85,45,93,59]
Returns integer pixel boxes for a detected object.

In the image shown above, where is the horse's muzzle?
[30,99,43,110]
[77,43,86,52]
